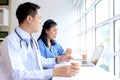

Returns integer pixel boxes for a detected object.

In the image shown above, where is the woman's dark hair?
[37,19,57,47]
[16,2,40,24]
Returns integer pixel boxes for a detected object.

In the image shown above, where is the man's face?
[31,9,42,33]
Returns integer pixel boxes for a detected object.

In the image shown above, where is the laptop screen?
[91,45,104,65]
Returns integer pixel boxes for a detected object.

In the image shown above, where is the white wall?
[10,0,79,55]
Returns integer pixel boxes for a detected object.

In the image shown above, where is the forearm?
[13,69,44,79]
[55,55,73,63]
[12,69,53,80]
[41,56,56,68]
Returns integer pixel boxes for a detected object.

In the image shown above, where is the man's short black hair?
[16,2,40,24]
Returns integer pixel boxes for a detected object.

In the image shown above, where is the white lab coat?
[0,27,56,80]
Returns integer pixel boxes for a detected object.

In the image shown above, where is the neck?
[19,23,32,35]
[47,38,51,48]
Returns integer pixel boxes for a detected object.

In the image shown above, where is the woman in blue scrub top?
[37,19,72,58]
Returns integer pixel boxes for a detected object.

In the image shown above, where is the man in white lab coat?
[0,2,79,80]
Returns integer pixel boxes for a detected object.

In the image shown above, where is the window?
[96,0,109,24]
[80,17,86,32]
[86,0,94,10]
[86,30,95,58]
[80,0,85,16]
[96,24,109,46]
[86,9,95,29]
[78,0,120,78]
[80,33,86,51]
[114,0,120,16]
[115,19,120,52]
[96,24,110,71]
[114,19,120,77]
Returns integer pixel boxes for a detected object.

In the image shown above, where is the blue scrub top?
[38,39,65,58]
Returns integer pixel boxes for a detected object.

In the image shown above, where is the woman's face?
[46,25,58,40]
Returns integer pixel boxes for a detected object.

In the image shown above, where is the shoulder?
[37,39,45,47]
[1,32,19,48]
[4,32,18,43]
[53,40,58,44]
[38,39,43,44]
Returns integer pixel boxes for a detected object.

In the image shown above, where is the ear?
[26,15,33,24]
[45,29,48,34]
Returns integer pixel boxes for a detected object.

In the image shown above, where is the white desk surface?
[52,62,120,80]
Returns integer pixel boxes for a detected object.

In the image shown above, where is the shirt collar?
[16,27,31,41]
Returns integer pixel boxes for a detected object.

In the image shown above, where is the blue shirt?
[0,27,56,80]
[38,39,65,58]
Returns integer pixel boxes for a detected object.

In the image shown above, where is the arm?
[56,42,65,55]
[41,56,56,68]
[55,54,74,63]
[52,63,80,77]
[56,41,72,56]
[65,48,72,55]
[38,40,47,57]
[0,37,52,80]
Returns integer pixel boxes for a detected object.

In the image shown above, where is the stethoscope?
[15,29,38,49]
[15,29,43,70]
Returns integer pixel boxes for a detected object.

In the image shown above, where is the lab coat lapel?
[31,38,43,70]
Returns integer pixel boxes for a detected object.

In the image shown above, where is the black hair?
[37,19,57,47]
[16,2,40,24]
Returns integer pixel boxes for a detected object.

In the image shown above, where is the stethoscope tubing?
[15,29,28,48]
[15,29,38,49]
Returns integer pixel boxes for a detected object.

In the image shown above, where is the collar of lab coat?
[16,27,32,43]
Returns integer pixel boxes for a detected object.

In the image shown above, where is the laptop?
[75,45,104,67]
